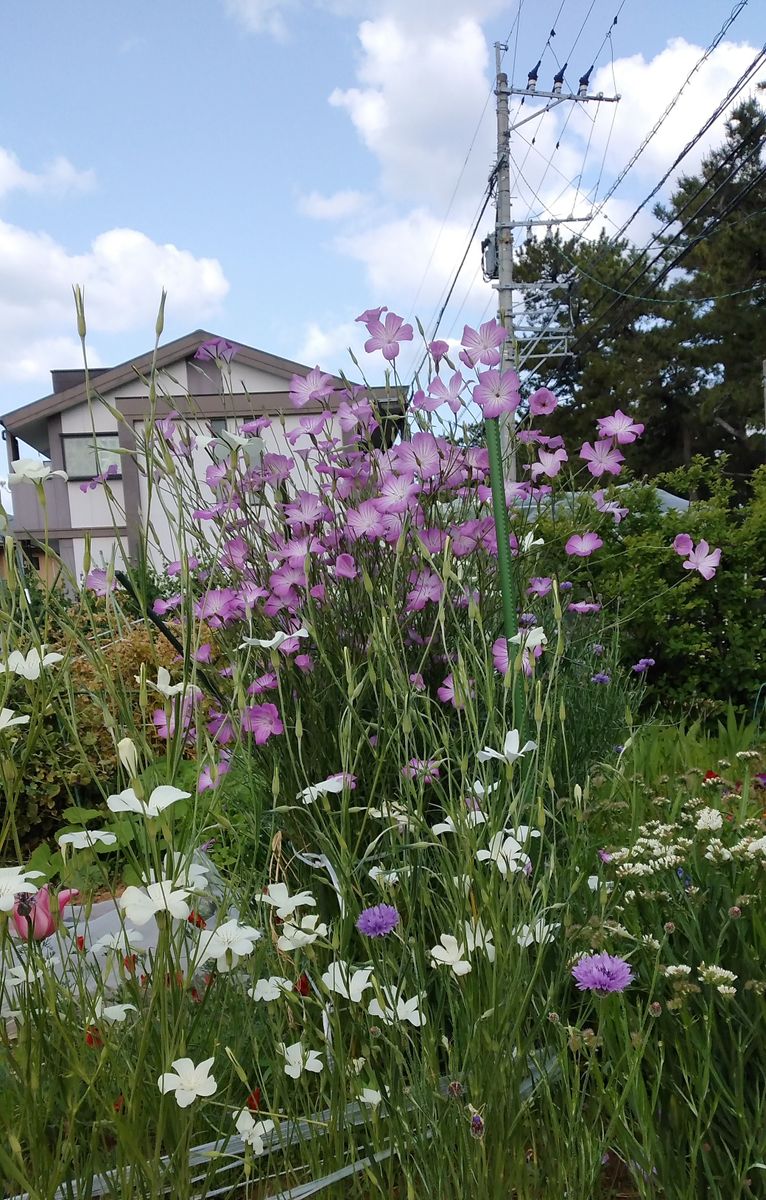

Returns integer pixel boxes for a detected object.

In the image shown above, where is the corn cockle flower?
[472,369,521,419]
[278,1041,323,1078]
[430,934,472,976]
[565,531,603,557]
[476,833,531,877]
[0,647,64,680]
[321,962,374,1002]
[235,1111,275,1152]
[93,1000,137,1023]
[158,1057,217,1107]
[359,1088,383,1108]
[142,666,186,698]
[289,367,335,408]
[258,883,316,919]
[464,919,495,962]
[460,319,507,367]
[277,914,328,952]
[432,809,486,836]
[529,386,558,415]
[297,772,356,805]
[579,440,625,477]
[118,881,190,925]
[478,729,537,766]
[681,538,721,581]
[0,867,43,912]
[241,703,283,744]
[107,785,191,819]
[198,919,262,972]
[515,918,559,947]
[368,986,426,1027]
[363,311,413,361]
[596,409,644,443]
[249,976,293,1002]
[58,830,117,851]
[0,708,30,733]
[593,490,629,523]
[239,627,309,650]
[7,458,67,485]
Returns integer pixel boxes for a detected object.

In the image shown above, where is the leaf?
[62,806,106,824]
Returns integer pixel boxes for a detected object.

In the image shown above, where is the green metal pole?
[484,416,524,725]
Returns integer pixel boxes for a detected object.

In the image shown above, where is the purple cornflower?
[572,952,634,995]
[469,1112,486,1140]
[632,657,656,674]
[591,672,611,685]
[356,904,400,938]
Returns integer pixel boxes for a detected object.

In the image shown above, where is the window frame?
[60,432,123,482]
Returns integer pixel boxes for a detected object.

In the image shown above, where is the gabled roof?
[0,329,350,435]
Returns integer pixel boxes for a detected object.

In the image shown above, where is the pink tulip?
[12,885,79,941]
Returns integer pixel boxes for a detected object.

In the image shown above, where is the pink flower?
[528,577,553,597]
[565,532,603,558]
[364,312,413,361]
[596,409,644,444]
[437,674,475,709]
[593,490,629,523]
[395,432,442,478]
[673,533,693,557]
[579,440,625,478]
[402,758,440,783]
[460,320,507,367]
[492,637,509,675]
[12,885,79,941]
[529,387,558,416]
[242,703,283,745]
[427,371,464,415]
[289,367,335,409]
[472,369,521,419]
[85,568,114,597]
[409,672,425,691]
[198,757,230,794]
[334,553,358,580]
[355,305,387,325]
[345,501,385,542]
[530,448,568,480]
[429,339,450,365]
[406,570,444,612]
[682,539,721,581]
[377,473,421,513]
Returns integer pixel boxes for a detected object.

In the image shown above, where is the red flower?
[123,954,137,974]
[76,935,85,953]
[294,972,311,997]
[705,770,721,781]
[246,1088,261,1113]
[187,910,207,929]
[113,1094,125,1114]
[85,1026,103,1048]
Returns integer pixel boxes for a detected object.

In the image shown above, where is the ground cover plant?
[0,309,763,1199]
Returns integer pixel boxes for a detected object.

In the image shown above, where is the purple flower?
[289,367,335,409]
[528,577,553,598]
[591,672,611,685]
[364,312,413,361]
[460,319,507,367]
[593,490,629,523]
[241,703,283,745]
[529,386,558,416]
[596,409,644,444]
[565,532,603,558]
[598,849,613,863]
[682,539,721,581]
[194,337,238,363]
[470,1112,485,1140]
[632,657,655,674]
[591,643,605,656]
[568,601,602,615]
[85,567,114,596]
[472,369,521,419]
[429,339,450,365]
[579,440,624,478]
[673,532,693,557]
[356,904,400,938]
[401,758,440,783]
[572,952,634,995]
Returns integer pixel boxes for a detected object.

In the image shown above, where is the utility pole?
[762,358,766,460]
[485,44,620,466]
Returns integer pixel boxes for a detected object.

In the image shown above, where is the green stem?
[484,417,523,724]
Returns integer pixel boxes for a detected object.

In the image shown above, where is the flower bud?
[117,737,139,776]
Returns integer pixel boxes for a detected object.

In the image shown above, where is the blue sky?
[0,0,762,419]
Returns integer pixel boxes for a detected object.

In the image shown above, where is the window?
[208,417,228,437]
[61,434,122,481]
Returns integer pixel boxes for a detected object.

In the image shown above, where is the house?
[1,330,401,581]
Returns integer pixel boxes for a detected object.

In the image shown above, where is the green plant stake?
[484,415,523,723]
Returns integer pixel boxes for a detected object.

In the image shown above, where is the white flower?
[587,875,614,893]
[88,928,144,957]
[478,729,537,766]
[7,458,67,486]
[468,779,500,800]
[464,919,495,962]
[507,825,541,843]
[663,965,691,978]
[429,934,472,976]
[0,708,30,733]
[277,914,328,952]
[369,865,402,887]
[515,918,559,947]
[158,1056,217,1107]
[249,976,292,1002]
[368,986,425,1027]
[0,866,44,912]
[2,963,45,990]
[143,666,185,697]
[0,647,64,680]
[359,1088,383,1108]
[509,626,547,651]
[117,737,139,775]
[297,774,346,805]
[198,919,262,972]
[368,801,413,831]
[696,807,723,832]
[118,880,190,925]
[107,785,191,819]
[161,851,209,892]
[350,1056,367,1075]
[240,628,309,650]
[476,833,530,877]
[235,1110,274,1152]
[432,809,486,837]
[520,531,544,551]
[94,1000,136,1023]
[278,1040,323,1079]
[58,830,117,850]
[321,962,373,1003]
[698,963,737,986]
[258,882,316,920]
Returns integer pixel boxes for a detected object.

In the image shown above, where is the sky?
[0,0,763,422]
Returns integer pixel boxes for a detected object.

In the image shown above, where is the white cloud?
[0,148,95,200]
[298,189,368,219]
[0,219,229,384]
[222,0,294,38]
[0,336,102,385]
[297,319,365,368]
